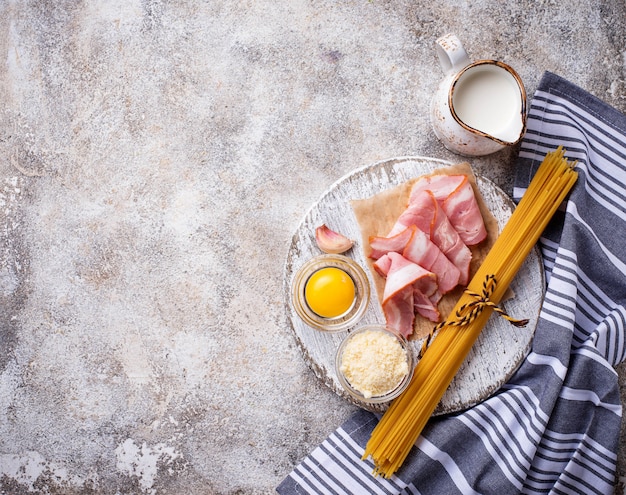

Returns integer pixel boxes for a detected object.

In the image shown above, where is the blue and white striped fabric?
[277,72,625,495]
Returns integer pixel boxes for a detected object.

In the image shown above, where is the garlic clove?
[315,224,354,254]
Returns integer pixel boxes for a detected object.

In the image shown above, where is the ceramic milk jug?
[431,33,527,156]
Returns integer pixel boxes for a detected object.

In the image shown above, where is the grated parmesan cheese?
[340,329,409,399]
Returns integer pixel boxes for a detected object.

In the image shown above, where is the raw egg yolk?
[305,267,356,318]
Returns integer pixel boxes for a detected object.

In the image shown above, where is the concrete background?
[0,1,624,494]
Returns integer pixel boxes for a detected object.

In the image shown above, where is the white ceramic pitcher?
[430,34,527,156]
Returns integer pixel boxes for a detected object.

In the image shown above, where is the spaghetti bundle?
[362,147,578,478]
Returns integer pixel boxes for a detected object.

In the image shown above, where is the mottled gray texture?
[0,1,624,494]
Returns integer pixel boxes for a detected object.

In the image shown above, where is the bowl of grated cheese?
[335,325,415,404]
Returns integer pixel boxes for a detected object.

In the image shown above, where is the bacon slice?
[368,226,415,260]
[375,251,443,321]
[410,174,487,246]
[387,201,433,237]
[382,285,415,338]
[442,178,487,245]
[381,252,438,337]
[413,288,440,323]
[409,190,472,286]
[409,174,465,202]
[367,172,487,331]
[382,252,437,304]
[402,226,460,294]
[372,253,392,278]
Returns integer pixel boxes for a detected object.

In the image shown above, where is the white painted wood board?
[284,156,544,414]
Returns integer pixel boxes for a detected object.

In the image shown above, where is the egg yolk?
[305,267,356,318]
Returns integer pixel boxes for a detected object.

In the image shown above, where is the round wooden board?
[284,156,544,414]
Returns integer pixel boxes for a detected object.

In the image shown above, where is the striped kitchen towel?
[277,71,626,495]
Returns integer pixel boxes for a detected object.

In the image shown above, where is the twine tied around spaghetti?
[419,274,529,358]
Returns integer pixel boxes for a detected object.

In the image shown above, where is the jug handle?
[435,33,471,74]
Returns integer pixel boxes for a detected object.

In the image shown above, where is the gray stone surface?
[0,1,624,494]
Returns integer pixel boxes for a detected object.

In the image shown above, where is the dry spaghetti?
[362,147,578,478]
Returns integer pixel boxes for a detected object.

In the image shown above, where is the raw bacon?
[387,202,433,237]
[402,226,460,294]
[442,178,487,245]
[409,190,472,285]
[369,226,415,260]
[413,288,440,323]
[372,253,393,277]
[410,174,487,246]
[381,252,438,337]
[382,286,415,338]
[382,252,437,304]
[365,171,487,333]
[409,174,465,202]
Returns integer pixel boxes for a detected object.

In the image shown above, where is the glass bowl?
[291,254,370,333]
[335,325,415,404]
